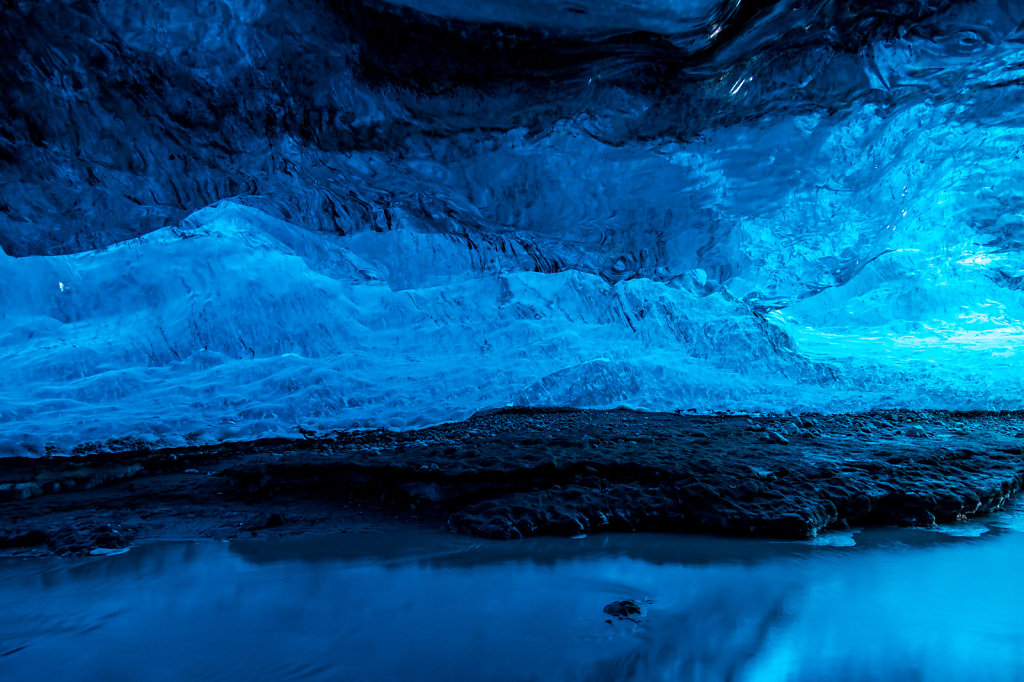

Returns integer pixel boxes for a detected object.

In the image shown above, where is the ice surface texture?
[3,0,1024,454]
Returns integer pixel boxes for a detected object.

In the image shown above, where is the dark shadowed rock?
[4,408,1024,554]
[604,599,651,622]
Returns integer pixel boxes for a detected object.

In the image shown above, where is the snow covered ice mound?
[0,199,1021,456]
[0,202,816,454]
[5,0,1024,454]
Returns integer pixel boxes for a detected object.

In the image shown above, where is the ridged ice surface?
[3,0,1024,454]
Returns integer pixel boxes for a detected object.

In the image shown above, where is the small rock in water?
[905,426,928,438]
[603,599,649,622]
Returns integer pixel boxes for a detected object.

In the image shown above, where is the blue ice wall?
[2,0,1024,454]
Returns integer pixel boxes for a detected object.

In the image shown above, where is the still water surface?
[3,510,1024,681]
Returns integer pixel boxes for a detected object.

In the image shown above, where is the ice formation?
[3,0,1024,454]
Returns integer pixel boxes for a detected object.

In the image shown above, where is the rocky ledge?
[3,408,1024,555]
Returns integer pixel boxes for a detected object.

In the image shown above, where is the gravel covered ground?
[4,408,1024,556]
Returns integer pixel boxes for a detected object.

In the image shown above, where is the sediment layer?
[3,408,1024,555]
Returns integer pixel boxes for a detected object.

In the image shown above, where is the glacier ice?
[0,203,818,453]
[3,0,1024,454]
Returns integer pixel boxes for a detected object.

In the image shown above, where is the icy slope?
[0,203,809,453]
[2,201,1023,455]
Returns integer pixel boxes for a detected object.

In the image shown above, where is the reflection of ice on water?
[583,574,797,682]
[984,496,1024,535]
[5,524,1024,681]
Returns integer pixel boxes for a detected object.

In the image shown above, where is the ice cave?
[5,0,1024,454]
[5,1,1024,680]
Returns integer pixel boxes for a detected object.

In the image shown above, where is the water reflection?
[2,520,1024,681]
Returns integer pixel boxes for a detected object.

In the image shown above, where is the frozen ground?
[4,408,1024,556]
